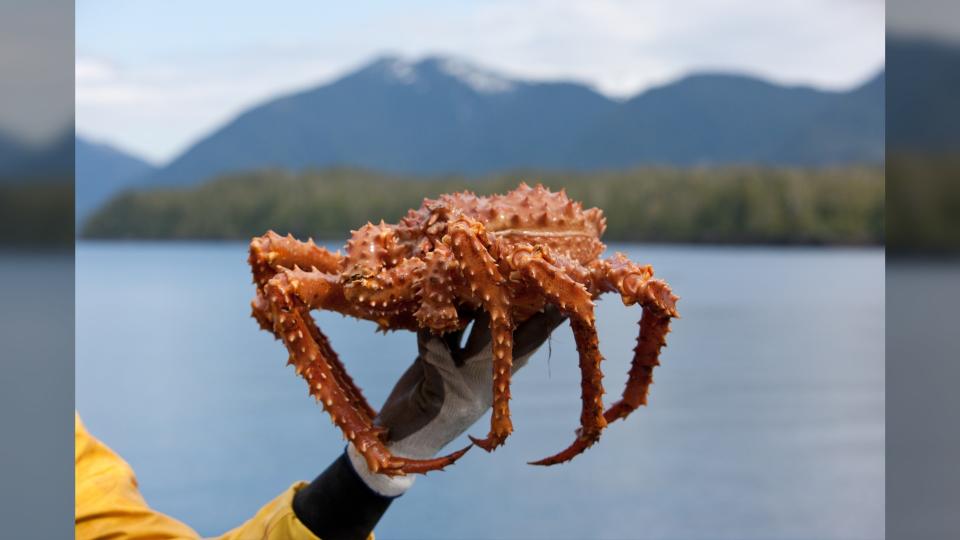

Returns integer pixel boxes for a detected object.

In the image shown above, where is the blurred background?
[887,1,960,539]
[70,1,891,539]
[0,0,74,538]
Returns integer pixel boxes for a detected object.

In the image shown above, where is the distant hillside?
[582,72,884,167]
[0,129,74,245]
[779,72,885,164]
[887,36,960,151]
[85,166,884,245]
[76,136,156,223]
[0,129,29,173]
[143,56,885,187]
[886,36,960,256]
[0,129,73,180]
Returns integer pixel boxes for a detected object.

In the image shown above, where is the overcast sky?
[0,0,73,146]
[76,0,885,164]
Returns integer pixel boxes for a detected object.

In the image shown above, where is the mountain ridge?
[76,136,157,223]
[0,129,74,180]
[142,54,884,187]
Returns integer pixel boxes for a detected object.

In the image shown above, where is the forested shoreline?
[82,166,884,245]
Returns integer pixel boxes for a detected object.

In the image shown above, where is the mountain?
[0,129,29,174]
[0,129,74,180]
[582,73,852,167]
[887,36,960,152]
[76,136,156,223]
[773,71,885,164]
[144,55,884,187]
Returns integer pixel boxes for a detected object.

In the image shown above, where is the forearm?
[293,450,405,540]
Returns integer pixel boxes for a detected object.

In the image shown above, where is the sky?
[0,0,73,146]
[76,0,885,165]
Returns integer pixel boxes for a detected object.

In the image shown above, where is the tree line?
[82,166,884,245]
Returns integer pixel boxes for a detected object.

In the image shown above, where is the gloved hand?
[347,305,567,495]
[294,307,567,539]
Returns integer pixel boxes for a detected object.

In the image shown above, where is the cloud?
[75,53,351,161]
[75,57,117,84]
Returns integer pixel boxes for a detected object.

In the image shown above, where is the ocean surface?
[75,242,884,540]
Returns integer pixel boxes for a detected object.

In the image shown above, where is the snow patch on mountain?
[387,59,417,84]
[367,57,418,85]
[438,58,515,93]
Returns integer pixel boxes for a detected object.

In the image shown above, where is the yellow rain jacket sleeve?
[75,413,368,540]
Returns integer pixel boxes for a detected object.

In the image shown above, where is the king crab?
[249,183,679,475]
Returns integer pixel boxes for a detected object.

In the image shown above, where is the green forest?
[887,153,960,255]
[1,180,74,246]
[83,166,884,245]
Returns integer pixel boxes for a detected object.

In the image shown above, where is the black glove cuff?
[292,450,396,540]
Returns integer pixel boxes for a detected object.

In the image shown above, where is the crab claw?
[528,433,599,467]
[383,443,474,476]
[468,434,506,452]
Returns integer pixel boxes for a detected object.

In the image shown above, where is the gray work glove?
[347,306,566,494]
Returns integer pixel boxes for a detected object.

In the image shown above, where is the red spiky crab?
[249,183,678,476]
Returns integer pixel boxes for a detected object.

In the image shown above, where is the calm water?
[76,242,884,540]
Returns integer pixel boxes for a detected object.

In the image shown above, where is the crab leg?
[273,262,427,428]
[255,266,378,423]
[589,253,678,317]
[249,231,344,332]
[249,233,376,418]
[300,307,378,423]
[445,219,516,452]
[264,271,471,475]
[528,318,608,466]
[504,245,608,466]
[414,243,461,333]
[291,258,428,423]
[604,304,672,424]
[590,254,679,425]
[250,231,343,287]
